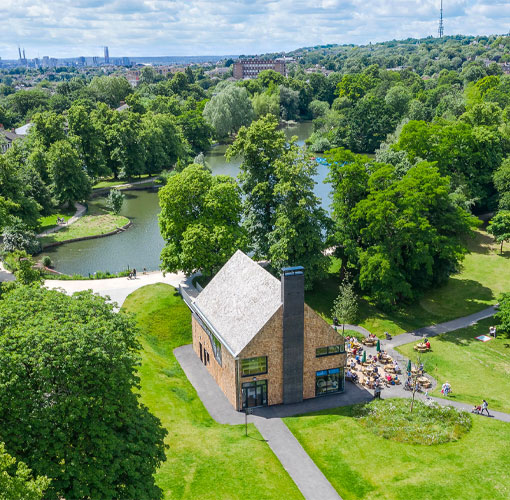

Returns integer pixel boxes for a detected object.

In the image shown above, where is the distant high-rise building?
[104,46,110,64]
[93,56,99,66]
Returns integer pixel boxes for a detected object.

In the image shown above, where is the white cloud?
[1,0,510,59]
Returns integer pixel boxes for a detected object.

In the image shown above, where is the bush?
[2,222,41,255]
[354,398,471,445]
[309,136,332,153]
[41,255,52,268]
[105,189,125,214]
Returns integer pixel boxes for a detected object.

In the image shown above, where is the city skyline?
[2,1,510,60]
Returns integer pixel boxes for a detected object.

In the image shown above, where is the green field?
[39,199,129,246]
[306,230,510,337]
[397,317,510,413]
[285,404,510,500]
[37,207,76,233]
[122,284,302,500]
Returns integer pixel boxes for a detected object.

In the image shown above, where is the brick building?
[183,250,346,410]
[233,59,287,80]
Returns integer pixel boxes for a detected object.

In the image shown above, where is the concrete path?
[255,418,342,500]
[174,345,343,500]
[0,262,15,282]
[45,270,186,307]
[37,202,87,237]
[386,305,498,348]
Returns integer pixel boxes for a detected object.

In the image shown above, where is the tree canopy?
[0,285,167,500]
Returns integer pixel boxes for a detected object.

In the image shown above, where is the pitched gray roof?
[193,250,281,357]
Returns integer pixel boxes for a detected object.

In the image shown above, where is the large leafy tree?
[159,164,247,275]
[226,115,289,257]
[494,158,510,210]
[67,102,108,179]
[203,84,254,139]
[88,75,132,108]
[46,139,91,207]
[0,286,167,500]
[328,149,477,307]
[268,146,331,288]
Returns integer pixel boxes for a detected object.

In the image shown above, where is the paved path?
[0,262,15,282]
[175,345,343,500]
[45,270,186,307]
[37,202,87,237]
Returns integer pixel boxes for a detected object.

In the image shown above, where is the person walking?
[133,268,137,279]
[481,399,491,416]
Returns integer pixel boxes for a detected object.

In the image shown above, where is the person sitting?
[489,326,497,337]
[385,331,392,340]
[386,374,392,383]
[472,405,482,414]
[425,340,431,349]
[393,361,400,373]
[352,347,357,357]
[355,355,361,365]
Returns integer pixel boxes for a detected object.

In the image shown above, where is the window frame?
[316,344,345,357]
[240,356,268,377]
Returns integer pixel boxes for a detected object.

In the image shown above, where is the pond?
[47,121,332,275]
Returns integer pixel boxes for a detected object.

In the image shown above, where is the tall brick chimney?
[281,266,305,404]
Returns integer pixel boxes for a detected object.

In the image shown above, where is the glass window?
[241,356,268,377]
[242,380,267,409]
[316,344,345,357]
[316,367,344,396]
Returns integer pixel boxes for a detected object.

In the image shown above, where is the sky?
[1,0,510,59]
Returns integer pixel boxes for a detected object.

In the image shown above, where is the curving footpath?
[37,202,87,237]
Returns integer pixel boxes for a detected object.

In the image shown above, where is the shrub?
[353,398,471,445]
[309,136,332,153]
[41,255,52,268]
[2,222,41,254]
[105,189,125,214]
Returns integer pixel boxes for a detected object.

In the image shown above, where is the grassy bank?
[92,174,155,189]
[39,200,129,247]
[306,230,510,337]
[285,403,510,499]
[397,317,510,413]
[122,284,302,500]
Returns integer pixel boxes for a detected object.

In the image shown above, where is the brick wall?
[238,307,284,406]
[192,316,237,408]
[303,304,347,400]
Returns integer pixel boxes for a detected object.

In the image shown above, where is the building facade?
[233,59,287,80]
[183,250,346,411]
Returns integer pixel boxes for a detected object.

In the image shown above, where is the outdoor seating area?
[345,335,432,395]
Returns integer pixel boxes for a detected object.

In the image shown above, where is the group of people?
[56,217,66,225]
[472,400,491,416]
[441,382,452,396]
[127,268,137,280]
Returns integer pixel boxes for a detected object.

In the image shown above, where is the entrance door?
[242,380,268,409]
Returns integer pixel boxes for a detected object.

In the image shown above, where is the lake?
[46,121,332,275]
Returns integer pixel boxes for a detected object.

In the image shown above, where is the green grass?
[306,230,510,337]
[285,404,510,500]
[122,284,302,500]
[39,199,129,247]
[397,317,510,413]
[37,207,76,233]
[92,174,155,189]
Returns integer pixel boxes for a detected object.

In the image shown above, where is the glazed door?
[242,380,268,409]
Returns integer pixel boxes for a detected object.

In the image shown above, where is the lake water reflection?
[47,121,331,275]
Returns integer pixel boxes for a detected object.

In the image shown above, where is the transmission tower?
[438,0,444,38]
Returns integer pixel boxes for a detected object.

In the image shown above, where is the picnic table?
[414,343,429,352]
[363,337,377,346]
[418,376,431,388]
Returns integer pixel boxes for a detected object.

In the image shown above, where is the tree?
[494,158,510,210]
[487,211,510,254]
[327,152,478,307]
[105,188,125,214]
[3,250,41,285]
[331,275,359,335]
[67,102,108,179]
[47,140,91,207]
[226,115,288,257]
[0,286,167,500]
[203,84,254,139]
[159,164,247,275]
[2,223,41,254]
[252,92,279,119]
[268,146,331,289]
[30,111,66,149]
[88,76,132,108]
[279,85,300,120]
[0,442,50,500]
[495,292,510,335]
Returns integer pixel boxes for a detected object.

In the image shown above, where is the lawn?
[37,206,76,233]
[92,174,155,189]
[122,284,302,500]
[39,199,129,247]
[397,317,510,413]
[306,229,510,337]
[285,403,510,500]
